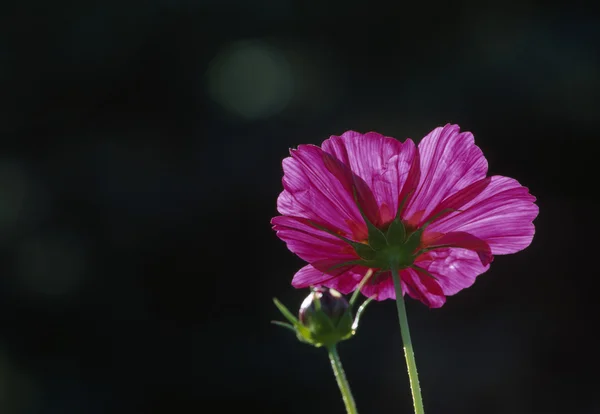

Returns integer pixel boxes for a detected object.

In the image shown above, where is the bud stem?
[391,263,425,414]
[327,345,359,414]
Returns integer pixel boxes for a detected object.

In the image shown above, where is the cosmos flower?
[272,124,538,308]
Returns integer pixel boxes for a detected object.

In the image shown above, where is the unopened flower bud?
[272,270,375,348]
[298,287,354,347]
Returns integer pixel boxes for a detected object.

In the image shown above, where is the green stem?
[327,345,359,414]
[391,264,425,414]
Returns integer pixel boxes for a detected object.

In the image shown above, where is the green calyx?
[310,189,460,278]
[316,190,423,274]
[354,220,422,271]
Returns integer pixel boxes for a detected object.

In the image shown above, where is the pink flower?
[272,124,538,308]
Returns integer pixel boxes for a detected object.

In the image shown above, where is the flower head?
[272,124,538,308]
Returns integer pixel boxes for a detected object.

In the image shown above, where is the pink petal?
[354,269,446,308]
[427,176,538,254]
[291,264,333,288]
[320,150,382,227]
[359,271,398,301]
[423,177,491,227]
[423,231,493,266]
[321,132,420,224]
[353,252,483,307]
[271,216,356,263]
[277,144,373,240]
[357,268,444,306]
[405,124,488,222]
[402,267,446,308]
[293,264,370,294]
[415,248,490,296]
[321,266,370,295]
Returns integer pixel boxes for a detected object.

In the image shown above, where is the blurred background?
[1,1,598,413]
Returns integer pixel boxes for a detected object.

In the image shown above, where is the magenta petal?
[423,177,491,226]
[428,176,538,254]
[292,264,368,294]
[277,144,367,238]
[320,151,382,227]
[271,216,356,263]
[359,271,398,301]
[322,132,420,223]
[357,267,444,305]
[291,264,333,288]
[415,248,490,296]
[406,124,488,221]
[321,266,371,295]
[425,231,493,266]
[402,268,446,308]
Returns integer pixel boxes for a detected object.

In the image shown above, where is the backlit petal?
[277,144,376,240]
[291,264,333,288]
[406,124,488,222]
[428,176,538,254]
[322,132,420,224]
[271,216,356,263]
[402,267,446,308]
[358,271,398,301]
[423,231,493,266]
[415,248,490,296]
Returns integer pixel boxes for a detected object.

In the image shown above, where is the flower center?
[308,189,447,279]
[351,219,422,271]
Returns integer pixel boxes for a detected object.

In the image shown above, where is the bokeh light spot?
[207,40,293,120]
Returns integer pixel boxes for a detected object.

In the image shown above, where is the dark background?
[1,2,598,413]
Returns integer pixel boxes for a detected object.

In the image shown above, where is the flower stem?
[391,264,425,414]
[327,345,359,414]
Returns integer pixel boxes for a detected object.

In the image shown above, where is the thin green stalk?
[327,345,359,414]
[391,264,425,414]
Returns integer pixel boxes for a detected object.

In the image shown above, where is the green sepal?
[354,243,376,260]
[366,225,387,251]
[404,228,423,254]
[386,219,406,245]
[305,306,337,333]
[273,297,300,326]
[272,299,313,342]
[271,321,297,333]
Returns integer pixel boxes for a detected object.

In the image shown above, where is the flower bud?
[273,271,374,348]
[298,287,354,347]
